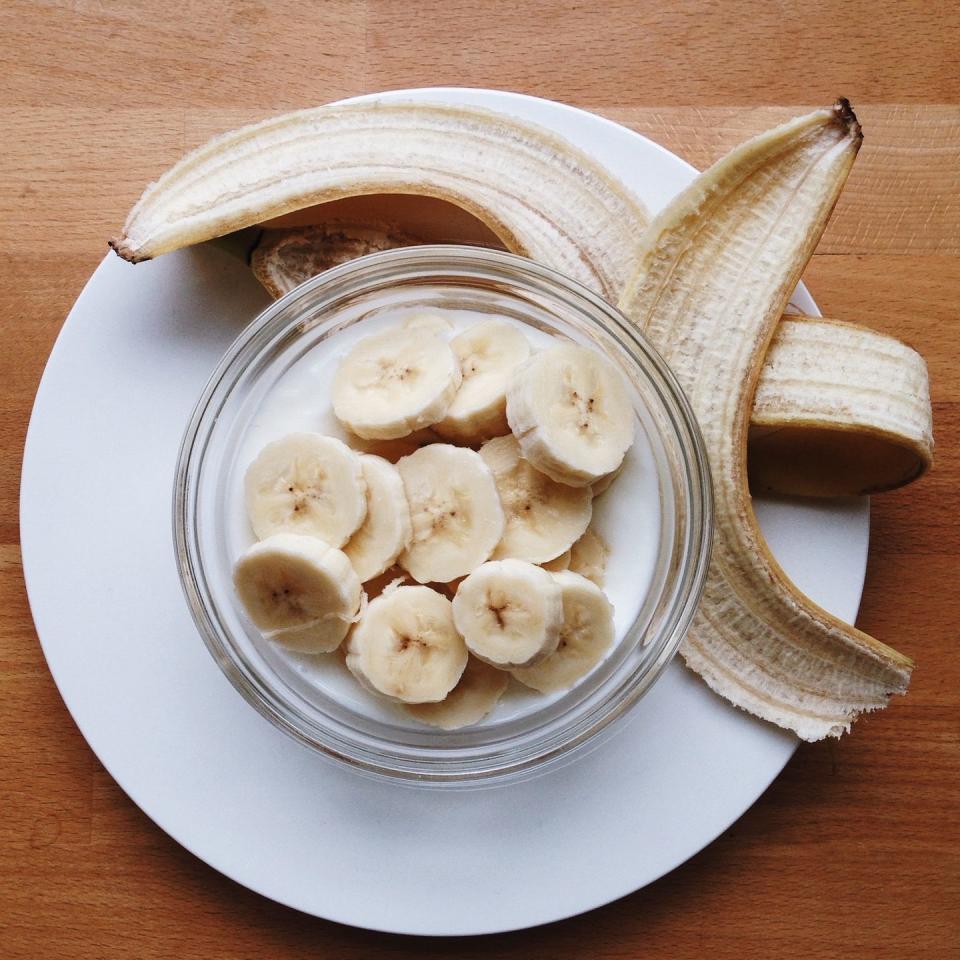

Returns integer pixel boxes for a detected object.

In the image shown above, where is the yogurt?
[226,307,662,729]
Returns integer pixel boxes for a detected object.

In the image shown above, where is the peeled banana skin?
[620,100,914,741]
[749,315,933,496]
[109,101,649,304]
[111,99,931,499]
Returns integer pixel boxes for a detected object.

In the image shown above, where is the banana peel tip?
[834,97,862,140]
[108,236,147,264]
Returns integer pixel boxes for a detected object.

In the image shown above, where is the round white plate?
[21,89,868,935]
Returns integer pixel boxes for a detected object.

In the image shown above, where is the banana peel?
[111,100,931,498]
[109,101,649,304]
[620,100,914,740]
[750,315,933,496]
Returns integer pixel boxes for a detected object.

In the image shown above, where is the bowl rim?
[174,245,713,784]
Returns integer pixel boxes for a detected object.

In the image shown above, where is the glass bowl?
[174,246,712,785]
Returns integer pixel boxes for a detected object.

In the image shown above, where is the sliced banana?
[344,455,413,583]
[332,328,462,440]
[245,433,366,546]
[541,549,571,572]
[506,342,634,487]
[512,571,615,693]
[404,656,509,729]
[233,533,361,640]
[397,444,505,583]
[452,559,563,668]
[434,320,531,443]
[345,585,467,703]
[569,527,609,588]
[480,434,592,563]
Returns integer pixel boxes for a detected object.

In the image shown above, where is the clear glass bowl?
[174,246,712,785]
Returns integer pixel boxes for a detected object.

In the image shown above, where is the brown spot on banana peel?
[107,236,148,264]
[619,99,912,741]
[833,97,861,134]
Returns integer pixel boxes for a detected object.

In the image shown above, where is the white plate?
[20,89,868,936]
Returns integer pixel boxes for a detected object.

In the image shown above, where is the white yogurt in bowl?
[175,246,711,784]
[227,305,662,728]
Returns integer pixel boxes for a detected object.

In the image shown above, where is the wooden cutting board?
[1,2,956,957]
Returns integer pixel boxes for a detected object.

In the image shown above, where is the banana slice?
[396,444,505,583]
[452,559,563,668]
[619,100,913,739]
[568,527,609,588]
[541,549,571,572]
[511,571,615,693]
[332,328,462,440]
[479,434,593,563]
[434,320,531,443]
[233,533,361,641]
[506,343,635,487]
[343,455,412,583]
[345,585,467,703]
[245,433,367,546]
[404,656,509,729]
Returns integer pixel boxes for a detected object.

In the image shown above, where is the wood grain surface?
[1,2,957,956]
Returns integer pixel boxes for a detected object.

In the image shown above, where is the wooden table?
[2,3,957,956]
